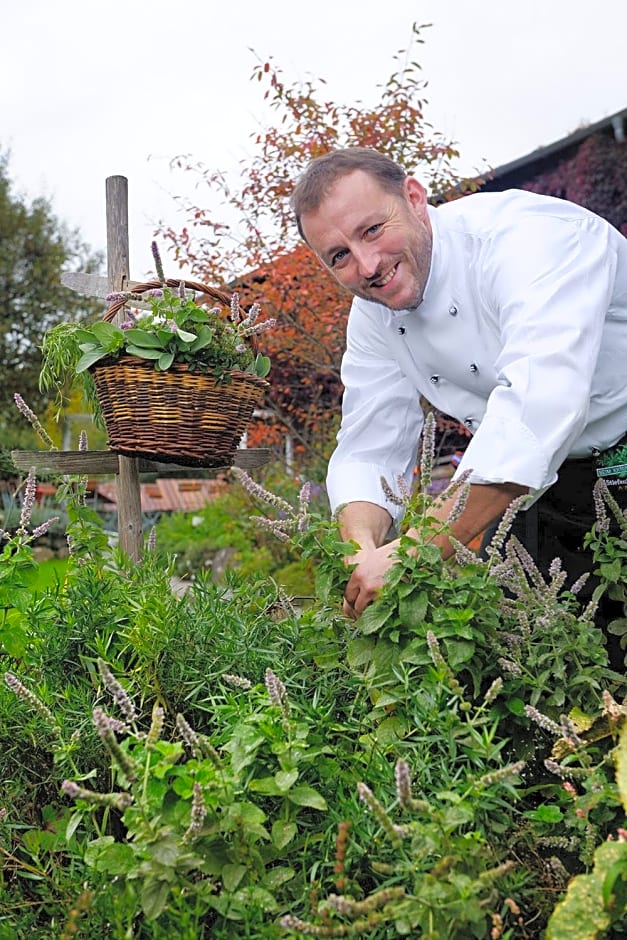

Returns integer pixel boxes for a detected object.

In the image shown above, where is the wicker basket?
[90,279,268,467]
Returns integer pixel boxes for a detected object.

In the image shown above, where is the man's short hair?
[290,148,407,240]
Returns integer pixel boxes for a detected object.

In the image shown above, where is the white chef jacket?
[326,189,627,524]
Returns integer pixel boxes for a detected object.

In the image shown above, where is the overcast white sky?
[3,0,626,278]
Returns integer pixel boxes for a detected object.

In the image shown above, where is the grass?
[22,557,68,591]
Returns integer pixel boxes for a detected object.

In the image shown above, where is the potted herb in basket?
[39,242,275,467]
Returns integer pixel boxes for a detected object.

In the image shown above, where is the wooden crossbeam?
[11,449,271,475]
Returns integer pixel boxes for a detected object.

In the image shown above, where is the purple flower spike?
[151,241,166,284]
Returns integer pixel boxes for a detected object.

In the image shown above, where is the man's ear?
[405,177,429,218]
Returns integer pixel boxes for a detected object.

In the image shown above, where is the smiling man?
[290,148,627,655]
[298,163,433,311]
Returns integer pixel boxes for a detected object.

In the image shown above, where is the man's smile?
[371,264,398,288]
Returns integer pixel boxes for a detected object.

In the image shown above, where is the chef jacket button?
[429,374,439,384]
[464,417,474,428]
[469,362,478,373]
[448,305,458,316]
[397,326,406,335]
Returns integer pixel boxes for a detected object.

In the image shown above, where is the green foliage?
[55,661,331,929]
[0,150,103,428]
[1,427,626,937]
[546,724,627,939]
[152,485,305,594]
[585,480,627,670]
[154,490,264,578]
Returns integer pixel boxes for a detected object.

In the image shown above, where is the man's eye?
[366,223,382,236]
[330,248,348,267]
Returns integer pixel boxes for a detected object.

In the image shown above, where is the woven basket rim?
[90,354,270,388]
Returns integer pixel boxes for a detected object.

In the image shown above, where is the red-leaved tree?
[157,23,474,467]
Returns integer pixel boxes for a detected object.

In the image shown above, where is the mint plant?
[2,399,626,938]
[585,478,627,670]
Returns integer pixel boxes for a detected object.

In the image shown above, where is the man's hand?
[343,540,400,619]
[337,483,529,621]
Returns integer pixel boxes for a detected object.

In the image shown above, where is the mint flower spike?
[14,394,56,449]
[17,470,37,535]
[176,712,202,759]
[253,516,293,541]
[524,705,562,737]
[592,479,610,530]
[418,410,436,495]
[223,673,253,690]
[265,668,290,717]
[151,240,166,285]
[380,474,406,508]
[230,292,243,325]
[182,782,207,843]
[92,706,138,781]
[97,658,136,723]
[569,571,589,596]
[5,672,61,735]
[395,472,412,504]
[298,481,312,516]
[481,676,503,707]
[241,301,261,329]
[146,702,165,750]
[508,535,545,589]
[31,518,59,540]
[147,527,157,552]
[231,467,295,516]
[105,291,131,303]
[450,534,481,567]
[446,479,471,525]
[485,494,530,560]
[477,760,526,788]
[596,477,627,533]
[357,781,406,848]
[240,318,276,337]
[395,758,413,808]
[61,779,132,812]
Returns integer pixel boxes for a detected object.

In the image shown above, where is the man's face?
[300,169,433,311]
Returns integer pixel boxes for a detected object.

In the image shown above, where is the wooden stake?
[105,176,143,562]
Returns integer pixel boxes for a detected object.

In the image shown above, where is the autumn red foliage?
[156,23,473,467]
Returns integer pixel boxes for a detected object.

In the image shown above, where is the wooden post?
[105,176,143,562]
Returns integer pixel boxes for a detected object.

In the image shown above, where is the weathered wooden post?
[105,176,143,562]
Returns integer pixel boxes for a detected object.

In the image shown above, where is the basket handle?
[103,278,231,322]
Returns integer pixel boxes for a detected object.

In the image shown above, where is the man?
[290,147,627,638]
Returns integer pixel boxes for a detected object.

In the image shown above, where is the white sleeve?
[326,302,424,523]
[456,209,617,491]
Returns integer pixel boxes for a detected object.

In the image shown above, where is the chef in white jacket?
[290,148,627,636]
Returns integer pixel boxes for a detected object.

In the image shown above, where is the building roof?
[95,476,227,513]
[476,106,626,192]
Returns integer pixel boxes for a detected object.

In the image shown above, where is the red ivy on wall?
[521,133,627,236]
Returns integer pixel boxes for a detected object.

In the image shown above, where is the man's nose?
[352,245,379,280]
